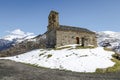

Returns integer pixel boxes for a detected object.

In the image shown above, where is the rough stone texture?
[47,10,59,31]
[46,30,56,48]
[46,10,97,48]
[56,30,97,47]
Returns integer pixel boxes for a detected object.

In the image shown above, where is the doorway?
[81,37,85,46]
[76,37,79,44]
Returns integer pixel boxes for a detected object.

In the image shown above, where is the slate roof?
[57,25,95,34]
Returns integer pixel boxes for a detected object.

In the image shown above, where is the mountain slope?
[97,31,120,54]
[0,29,36,51]
[3,29,35,42]
[0,33,46,57]
[1,30,120,57]
[0,39,14,51]
[0,45,115,73]
[0,30,119,73]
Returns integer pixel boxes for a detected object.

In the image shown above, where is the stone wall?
[46,30,56,48]
[48,11,59,31]
[56,30,97,47]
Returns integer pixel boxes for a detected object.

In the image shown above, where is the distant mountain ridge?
[0,29,36,51]
[97,31,120,54]
[0,39,14,51]
[1,29,120,57]
[3,29,35,42]
[0,29,46,57]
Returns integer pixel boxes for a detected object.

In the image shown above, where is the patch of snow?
[57,44,79,48]
[0,46,115,73]
[27,38,36,42]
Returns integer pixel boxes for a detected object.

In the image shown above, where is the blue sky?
[0,0,120,37]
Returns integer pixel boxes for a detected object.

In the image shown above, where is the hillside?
[0,36,46,57]
[0,45,115,72]
[0,29,46,57]
[1,30,120,57]
[0,29,36,51]
[1,30,120,72]
[97,31,120,55]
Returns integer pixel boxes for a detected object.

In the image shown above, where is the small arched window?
[52,15,56,22]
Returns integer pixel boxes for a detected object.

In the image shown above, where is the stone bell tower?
[47,10,59,31]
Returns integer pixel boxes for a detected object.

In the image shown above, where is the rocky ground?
[0,59,120,80]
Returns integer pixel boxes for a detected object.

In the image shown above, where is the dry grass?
[75,45,95,49]
[96,58,120,73]
[47,54,52,58]
[104,47,113,51]
[54,46,71,50]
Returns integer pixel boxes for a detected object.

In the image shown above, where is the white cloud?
[3,29,36,41]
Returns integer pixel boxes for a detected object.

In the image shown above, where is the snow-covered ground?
[0,45,115,72]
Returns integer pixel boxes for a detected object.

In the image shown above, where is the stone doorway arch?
[76,37,79,44]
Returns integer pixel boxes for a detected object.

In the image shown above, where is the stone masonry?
[46,10,97,48]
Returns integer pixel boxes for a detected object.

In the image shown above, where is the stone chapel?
[46,10,97,48]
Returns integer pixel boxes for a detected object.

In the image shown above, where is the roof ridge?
[58,25,95,34]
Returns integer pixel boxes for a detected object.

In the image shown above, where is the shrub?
[39,53,44,56]
[112,53,120,60]
[39,52,46,56]
[47,54,52,58]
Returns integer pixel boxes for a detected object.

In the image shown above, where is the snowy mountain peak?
[97,31,120,38]
[0,29,36,51]
[99,31,116,34]
[97,31,120,54]
[10,29,25,36]
[3,29,36,41]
